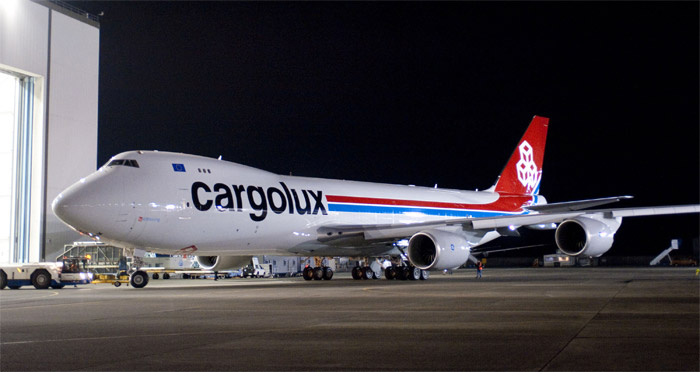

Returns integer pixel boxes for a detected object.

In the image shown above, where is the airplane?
[52,116,700,288]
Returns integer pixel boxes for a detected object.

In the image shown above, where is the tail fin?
[493,115,549,195]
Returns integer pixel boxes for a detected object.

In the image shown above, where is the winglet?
[493,116,549,195]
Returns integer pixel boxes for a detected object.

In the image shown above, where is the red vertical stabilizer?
[493,116,549,196]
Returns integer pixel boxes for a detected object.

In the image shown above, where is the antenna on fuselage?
[218,155,222,160]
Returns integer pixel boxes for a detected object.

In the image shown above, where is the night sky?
[67,1,698,255]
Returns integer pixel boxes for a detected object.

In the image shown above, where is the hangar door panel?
[0,70,35,263]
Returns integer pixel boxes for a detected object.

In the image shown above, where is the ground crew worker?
[476,261,483,279]
[117,256,128,275]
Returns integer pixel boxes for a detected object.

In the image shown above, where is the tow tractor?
[0,256,93,290]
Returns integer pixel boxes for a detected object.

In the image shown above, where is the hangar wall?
[0,0,99,263]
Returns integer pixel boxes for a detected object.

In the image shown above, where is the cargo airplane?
[52,116,699,288]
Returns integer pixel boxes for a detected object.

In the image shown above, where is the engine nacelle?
[555,216,621,257]
[407,229,471,270]
[195,256,253,271]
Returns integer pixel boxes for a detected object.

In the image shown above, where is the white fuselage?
[53,151,532,257]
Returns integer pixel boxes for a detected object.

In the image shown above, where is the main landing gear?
[300,257,430,282]
[302,266,334,281]
[302,257,335,281]
[351,266,381,280]
[350,257,430,281]
[383,265,429,280]
[352,265,429,281]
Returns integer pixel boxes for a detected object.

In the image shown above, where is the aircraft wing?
[524,196,633,212]
[317,204,700,242]
[470,204,700,229]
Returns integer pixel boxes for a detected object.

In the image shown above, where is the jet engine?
[195,256,253,271]
[407,229,471,270]
[554,216,621,257]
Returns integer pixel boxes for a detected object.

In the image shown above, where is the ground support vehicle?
[90,270,150,288]
[142,268,239,279]
[0,257,93,289]
[240,257,270,278]
[91,271,130,287]
[241,264,269,278]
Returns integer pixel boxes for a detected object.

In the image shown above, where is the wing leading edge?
[317,203,700,244]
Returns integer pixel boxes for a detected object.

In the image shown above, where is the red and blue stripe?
[326,195,532,218]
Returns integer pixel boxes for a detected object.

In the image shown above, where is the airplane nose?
[52,171,124,237]
[52,181,88,232]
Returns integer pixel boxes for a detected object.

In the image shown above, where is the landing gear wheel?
[302,267,314,281]
[398,266,410,280]
[31,269,51,289]
[163,273,170,280]
[351,266,362,280]
[312,267,324,280]
[130,270,149,288]
[0,270,6,289]
[384,266,396,280]
[152,273,159,280]
[322,267,334,280]
[420,270,430,280]
[408,266,421,280]
[362,267,374,280]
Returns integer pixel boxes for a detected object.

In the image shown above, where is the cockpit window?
[108,159,140,168]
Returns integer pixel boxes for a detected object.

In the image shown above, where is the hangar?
[0,0,98,263]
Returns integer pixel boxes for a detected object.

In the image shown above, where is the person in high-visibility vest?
[476,261,483,279]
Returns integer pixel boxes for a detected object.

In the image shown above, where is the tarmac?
[1,267,698,371]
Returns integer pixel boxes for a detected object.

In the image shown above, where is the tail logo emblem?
[516,140,540,191]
